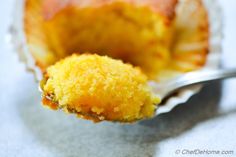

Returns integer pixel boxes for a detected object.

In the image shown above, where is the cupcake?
[23,0,209,122]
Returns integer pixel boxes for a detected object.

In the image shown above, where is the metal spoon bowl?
[150,69,236,115]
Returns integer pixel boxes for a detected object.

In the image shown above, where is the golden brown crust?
[42,0,178,20]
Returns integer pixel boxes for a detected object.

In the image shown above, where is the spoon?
[150,69,236,100]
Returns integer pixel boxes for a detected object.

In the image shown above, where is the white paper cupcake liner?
[155,0,222,115]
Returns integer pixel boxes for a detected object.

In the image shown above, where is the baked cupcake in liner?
[9,0,222,118]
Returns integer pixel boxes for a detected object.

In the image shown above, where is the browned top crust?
[42,0,178,20]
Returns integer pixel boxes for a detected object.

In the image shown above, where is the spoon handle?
[157,69,236,98]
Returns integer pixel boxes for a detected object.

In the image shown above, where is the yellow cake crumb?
[42,54,160,122]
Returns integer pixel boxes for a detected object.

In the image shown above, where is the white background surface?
[0,0,236,157]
